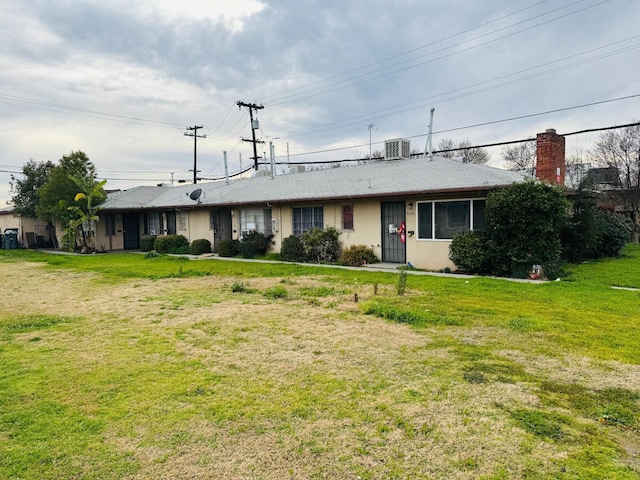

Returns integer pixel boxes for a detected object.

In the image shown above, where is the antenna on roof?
[187,188,202,203]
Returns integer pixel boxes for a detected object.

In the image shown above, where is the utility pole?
[184,125,206,184]
[237,101,264,170]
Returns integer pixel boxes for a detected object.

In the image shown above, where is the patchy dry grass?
[1,255,639,479]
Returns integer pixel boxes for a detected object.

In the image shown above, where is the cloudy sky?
[1,0,639,205]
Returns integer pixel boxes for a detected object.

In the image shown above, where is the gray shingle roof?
[102,156,528,210]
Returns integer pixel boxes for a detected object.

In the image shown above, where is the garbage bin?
[4,232,17,249]
[0,234,3,249]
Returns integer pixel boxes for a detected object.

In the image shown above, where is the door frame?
[381,201,406,263]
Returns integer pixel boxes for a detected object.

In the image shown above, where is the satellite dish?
[189,188,202,202]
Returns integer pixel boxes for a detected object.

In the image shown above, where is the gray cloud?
[1,0,640,203]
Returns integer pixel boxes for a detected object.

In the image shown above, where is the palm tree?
[67,172,107,252]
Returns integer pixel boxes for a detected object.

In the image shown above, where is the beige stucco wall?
[234,199,456,270]
[92,195,469,271]
[95,213,124,251]
[403,202,455,271]
[269,201,383,258]
[182,210,213,244]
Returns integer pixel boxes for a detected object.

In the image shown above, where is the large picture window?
[293,206,324,236]
[417,199,485,239]
[239,208,272,235]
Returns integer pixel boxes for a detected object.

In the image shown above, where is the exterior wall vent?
[384,138,411,160]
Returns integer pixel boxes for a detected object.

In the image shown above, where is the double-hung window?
[145,212,161,236]
[342,205,354,230]
[239,208,272,235]
[292,206,323,236]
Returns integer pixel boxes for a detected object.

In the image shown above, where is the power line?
[273,34,640,140]
[283,93,640,158]
[562,121,640,137]
[0,93,184,129]
[258,0,553,102]
[272,121,640,167]
[265,0,608,106]
[432,94,640,136]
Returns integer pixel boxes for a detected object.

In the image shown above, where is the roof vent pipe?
[425,107,435,160]
[224,151,229,185]
[269,141,275,179]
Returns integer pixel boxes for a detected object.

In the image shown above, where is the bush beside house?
[239,231,273,258]
[280,227,342,264]
[340,245,379,266]
[154,234,190,254]
[140,235,157,252]
[449,180,632,278]
[218,240,240,257]
[190,239,212,255]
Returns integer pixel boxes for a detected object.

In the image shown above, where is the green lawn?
[0,246,639,479]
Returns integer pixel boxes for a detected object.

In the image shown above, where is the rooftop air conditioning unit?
[384,138,411,160]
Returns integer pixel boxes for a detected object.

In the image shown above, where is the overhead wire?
[264,0,608,106]
[0,93,185,129]
[274,121,640,167]
[272,34,640,140]
[282,93,640,158]
[258,0,553,102]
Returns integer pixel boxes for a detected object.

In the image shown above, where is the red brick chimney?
[536,128,565,185]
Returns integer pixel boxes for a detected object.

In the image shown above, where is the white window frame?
[178,212,188,231]
[239,208,272,236]
[416,198,486,241]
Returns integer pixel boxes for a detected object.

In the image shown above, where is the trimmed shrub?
[154,234,190,254]
[190,238,212,255]
[485,180,568,278]
[280,235,305,262]
[240,231,273,259]
[340,244,379,266]
[140,235,157,252]
[449,231,488,274]
[218,239,240,257]
[303,227,342,263]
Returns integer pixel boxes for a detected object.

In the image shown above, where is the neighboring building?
[96,129,567,270]
[0,206,56,248]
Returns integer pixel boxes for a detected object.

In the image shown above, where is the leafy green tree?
[36,151,97,224]
[9,159,55,218]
